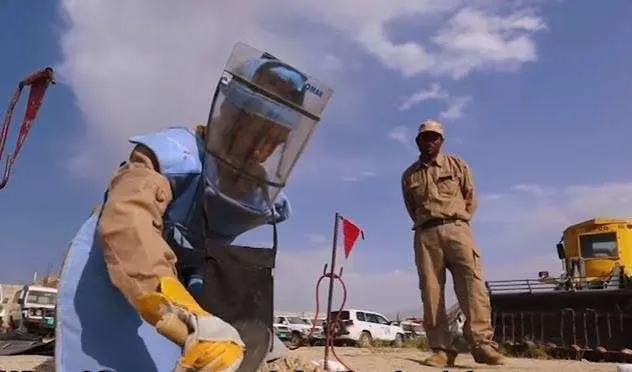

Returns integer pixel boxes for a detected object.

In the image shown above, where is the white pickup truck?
[6,285,57,336]
[274,315,324,347]
[326,308,406,347]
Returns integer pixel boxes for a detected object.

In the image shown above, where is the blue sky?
[1,0,632,315]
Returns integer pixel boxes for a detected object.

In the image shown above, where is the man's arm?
[97,144,178,308]
[460,159,478,216]
[401,171,416,221]
[98,144,247,370]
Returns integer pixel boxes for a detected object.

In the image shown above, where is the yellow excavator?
[486,217,632,362]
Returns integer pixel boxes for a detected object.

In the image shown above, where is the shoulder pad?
[129,126,202,175]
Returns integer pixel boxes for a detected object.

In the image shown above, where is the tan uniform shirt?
[401,153,477,229]
[96,144,178,308]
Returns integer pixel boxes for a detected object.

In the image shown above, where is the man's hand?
[175,311,245,372]
[135,277,246,372]
[272,193,291,223]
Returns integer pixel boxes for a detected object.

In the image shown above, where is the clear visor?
[205,42,333,203]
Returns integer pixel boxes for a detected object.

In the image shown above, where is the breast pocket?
[407,176,427,202]
[436,174,459,196]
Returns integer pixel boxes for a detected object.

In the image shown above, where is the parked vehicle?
[396,318,426,341]
[325,308,405,348]
[301,316,325,345]
[0,287,6,332]
[272,319,292,342]
[6,285,57,336]
[274,315,324,347]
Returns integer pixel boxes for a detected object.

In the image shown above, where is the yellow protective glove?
[135,277,246,371]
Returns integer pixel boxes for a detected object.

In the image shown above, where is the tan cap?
[417,119,444,137]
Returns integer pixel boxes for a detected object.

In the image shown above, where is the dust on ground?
[289,347,620,371]
[0,355,54,371]
[0,348,623,371]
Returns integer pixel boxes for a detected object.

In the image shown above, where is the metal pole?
[324,212,340,371]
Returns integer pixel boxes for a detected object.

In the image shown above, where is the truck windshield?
[330,311,349,320]
[580,232,618,258]
[25,290,57,306]
[287,317,309,325]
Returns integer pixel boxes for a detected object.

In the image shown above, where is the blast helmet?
[205,43,332,205]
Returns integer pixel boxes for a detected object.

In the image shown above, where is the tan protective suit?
[95,128,322,372]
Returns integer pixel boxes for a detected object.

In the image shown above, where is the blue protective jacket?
[55,126,290,372]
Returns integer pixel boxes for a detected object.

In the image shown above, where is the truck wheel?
[25,323,38,335]
[357,331,372,348]
[393,333,404,348]
[8,317,15,332]
[289,331,302,348]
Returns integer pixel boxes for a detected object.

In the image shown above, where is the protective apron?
[197,43,333,344]
[55,42,333,372]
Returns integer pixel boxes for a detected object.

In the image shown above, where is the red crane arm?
[0,67,55,190]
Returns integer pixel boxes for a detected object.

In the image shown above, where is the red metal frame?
[0,67,55,190]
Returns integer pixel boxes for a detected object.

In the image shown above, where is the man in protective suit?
[55,42,332,372]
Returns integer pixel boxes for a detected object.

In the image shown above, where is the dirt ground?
[289,347,622,371]
[0,355,54,371]
[0,348,624,371]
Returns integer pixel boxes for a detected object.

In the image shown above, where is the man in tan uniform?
[401,119,505,367]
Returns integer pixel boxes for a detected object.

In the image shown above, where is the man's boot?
[471,343,506,365]
[422,349,458,367]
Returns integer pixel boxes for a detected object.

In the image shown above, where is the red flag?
[341,216,364,259]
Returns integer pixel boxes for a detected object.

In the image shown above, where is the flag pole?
[324,212,341,370]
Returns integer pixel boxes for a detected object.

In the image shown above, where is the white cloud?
[56,0,354,183]
[482,182,632,226]
[288,151,383,188]
[440,95,472,120]
[431,7,546,79]
[306,233,328,245]
[475,181,632,259]
[295,1,546,78]
[399,83,472,120]
[510,183,552,197]
[56,0,547,182]
[387,126,421,154]
[272,245,560,315]
[480,193,504,201]
[341,170,378,183]
[274,246,422,314]
[398,83,447,111]
[322,54,344,72]
[486,252,562,281]
[388,126,410,145]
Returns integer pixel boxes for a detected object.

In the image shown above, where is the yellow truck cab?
[486,217,632,360]
[556,217,632,287]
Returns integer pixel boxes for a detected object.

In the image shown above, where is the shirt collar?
[419,153,445,168]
